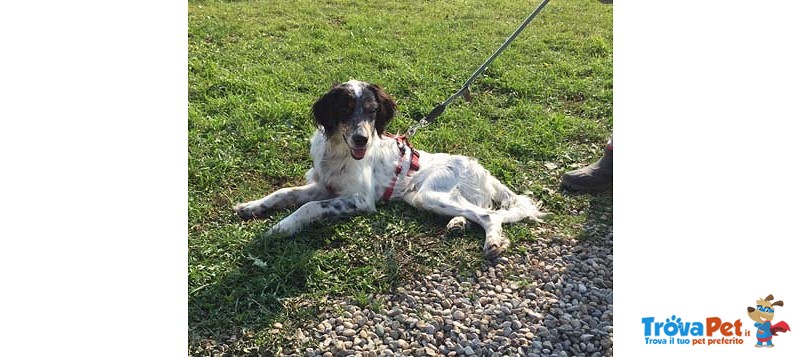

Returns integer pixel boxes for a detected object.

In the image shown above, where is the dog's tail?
[489,177,547,224]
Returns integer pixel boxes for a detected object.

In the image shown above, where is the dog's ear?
[772,300,784,307]
[368,84,396,136]
[765,294,774,301]
[312,85,343,138]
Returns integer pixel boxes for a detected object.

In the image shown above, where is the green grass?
[189,0,612,352]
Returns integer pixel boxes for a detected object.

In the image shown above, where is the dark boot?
[562,147,612,193]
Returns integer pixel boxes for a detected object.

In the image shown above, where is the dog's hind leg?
[404,191,507,259]
[234,183,332,220]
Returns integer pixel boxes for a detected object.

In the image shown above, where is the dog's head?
[312,80,396,160]
[747,294,783,323]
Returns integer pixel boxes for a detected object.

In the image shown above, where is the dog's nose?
[747,307,755,313]
[352,134,368,147]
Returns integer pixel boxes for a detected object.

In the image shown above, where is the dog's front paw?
[234,201,267,220]
[264,220,300,237]
[483,234,510,260]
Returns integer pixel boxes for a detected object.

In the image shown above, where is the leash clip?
[406,117,429,138]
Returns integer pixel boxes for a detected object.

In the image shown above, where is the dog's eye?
[366,107,377,114]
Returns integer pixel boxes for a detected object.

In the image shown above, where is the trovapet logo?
[641,315,746,346]
[641,293,792,348]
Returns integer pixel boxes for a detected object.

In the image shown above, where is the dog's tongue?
[351,148,366,160]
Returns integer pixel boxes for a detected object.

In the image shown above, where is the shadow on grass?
[188,224,335,352]
[188,202,486,354]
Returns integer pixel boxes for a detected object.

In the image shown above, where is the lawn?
[189,0,611,353]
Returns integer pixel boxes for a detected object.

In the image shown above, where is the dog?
[234,80,545,258]
[747,294,791,347]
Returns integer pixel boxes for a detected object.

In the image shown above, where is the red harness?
[382,134,420,200]
[325,135,420,198]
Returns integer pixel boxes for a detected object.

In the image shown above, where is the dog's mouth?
[343,133,368,160]
[350,147,367,160]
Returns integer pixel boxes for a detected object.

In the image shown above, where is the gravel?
[190,214,613,356]
[259,230,614,356]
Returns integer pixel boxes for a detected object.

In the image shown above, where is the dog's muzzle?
[349,133,368,160]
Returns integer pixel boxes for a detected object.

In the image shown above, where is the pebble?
[397,339,409,349]
[452,311,466,321]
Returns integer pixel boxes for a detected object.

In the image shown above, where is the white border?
[0,1,187,355]
[616,0,800,355]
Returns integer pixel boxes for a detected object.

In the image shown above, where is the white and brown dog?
[235,80,545,258]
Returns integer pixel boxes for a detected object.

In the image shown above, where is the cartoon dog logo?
[747,294,791,347]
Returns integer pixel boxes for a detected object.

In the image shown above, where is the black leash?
[407,0,550,137]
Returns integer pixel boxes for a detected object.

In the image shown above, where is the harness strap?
[382,134,420,201]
